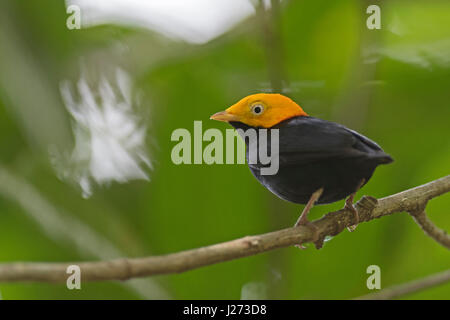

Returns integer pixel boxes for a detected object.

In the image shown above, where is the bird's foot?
[345,201,359,232]
[294,221,320,249]
[293,188,323,249]
[345,179,365,232]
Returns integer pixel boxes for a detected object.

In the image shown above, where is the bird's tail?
[377,154,394,164]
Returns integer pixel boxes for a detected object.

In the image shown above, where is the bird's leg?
[294,188,323,249]
[345,179,365,232]
[295,188,323,227]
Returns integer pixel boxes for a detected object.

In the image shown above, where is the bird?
[210,93,393,246]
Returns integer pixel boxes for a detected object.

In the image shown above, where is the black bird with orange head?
[211,93,393,242]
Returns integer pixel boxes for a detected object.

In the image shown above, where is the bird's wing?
[272,116,391,167]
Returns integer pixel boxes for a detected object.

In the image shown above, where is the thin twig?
[256,0,286,92]
[356,269,450,300]
[0,175,448,283]
[409,210,450,249]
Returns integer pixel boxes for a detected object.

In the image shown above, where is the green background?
[0,0,449,299]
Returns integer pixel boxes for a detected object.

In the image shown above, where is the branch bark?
[0,175,448,283]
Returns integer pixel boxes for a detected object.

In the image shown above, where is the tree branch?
[356,269,450,300]
[0,175,448,283]
[409,210,450,249]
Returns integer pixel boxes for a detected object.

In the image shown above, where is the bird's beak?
[210,110,240,122]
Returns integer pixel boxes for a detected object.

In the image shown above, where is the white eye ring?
[251,104,264,115]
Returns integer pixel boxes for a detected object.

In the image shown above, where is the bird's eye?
[251,104,264,115]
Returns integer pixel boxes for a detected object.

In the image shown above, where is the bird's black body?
[230,116,393,204]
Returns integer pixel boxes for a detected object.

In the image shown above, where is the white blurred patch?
[240,281,268,300]
[388,14,407,36]
[57,68,151,198]
[65,0,267,44]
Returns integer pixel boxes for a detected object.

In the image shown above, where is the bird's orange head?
[210,93,307,128]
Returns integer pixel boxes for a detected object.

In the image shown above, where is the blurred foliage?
[0,0,449,299]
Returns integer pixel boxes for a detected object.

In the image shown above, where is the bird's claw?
[345,202,359,232]
[294,220,319,249]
